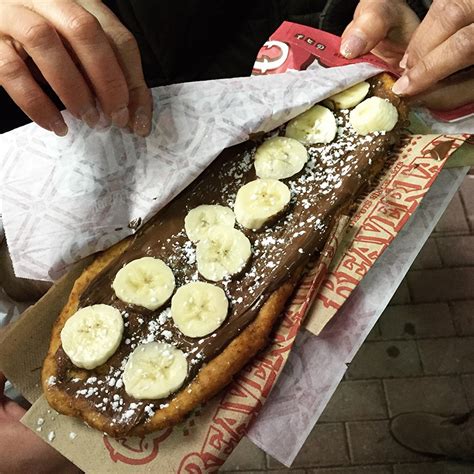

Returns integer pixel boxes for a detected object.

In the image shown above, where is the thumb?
[340,0,397,58]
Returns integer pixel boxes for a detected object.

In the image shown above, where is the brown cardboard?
[0,257,92,402]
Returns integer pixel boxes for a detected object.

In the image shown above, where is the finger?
[91,3,153,136]
[403,0,474,69]
[340,0,398,58]
[410,76,474,110]
[33,0,130,127]
[0,5,99,127]
[392,24,474,96]
[0,40,67,136]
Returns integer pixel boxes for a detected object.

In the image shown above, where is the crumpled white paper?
[0,62,382,281]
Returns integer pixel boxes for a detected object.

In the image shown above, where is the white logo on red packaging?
[253,41,290,74]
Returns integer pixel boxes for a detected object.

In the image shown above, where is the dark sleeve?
[407,0,432,19]
[109,0,284,86]
[319,0,431,35]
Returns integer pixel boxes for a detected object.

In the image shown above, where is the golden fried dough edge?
[42,237,297,437]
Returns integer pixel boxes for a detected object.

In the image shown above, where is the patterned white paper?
[0,63,381,281]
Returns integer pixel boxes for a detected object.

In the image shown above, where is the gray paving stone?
[384,376,469,417]
[389,279,411,305]
[379,303,454,339]
[308,466,393,473]
[346,420,430,463]
[411,238,442,270]
[461,375,474,410]
[347,341,423,379]
[393,461,474,473]
[407,268,474,303]
[435,193,469,234]
[320,380,387,422]
[226,471,305,474]
[366,323,382,341]
[451,300,474,336]
[267,423,350,469]
[460,175,474,231]
[437,235,474,267]
[418,337,474,375]
[221,437,266,471]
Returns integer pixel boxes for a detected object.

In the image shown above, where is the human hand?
[340,0,420,68]
[391,0,474,97]
[0,0,152,137]
[0,373,81,473]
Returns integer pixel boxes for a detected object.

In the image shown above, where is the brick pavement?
[221,174,474,473]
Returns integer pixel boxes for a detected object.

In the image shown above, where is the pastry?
[42,73,407,437]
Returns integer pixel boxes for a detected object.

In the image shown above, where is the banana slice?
[184,205,235,243]
[234,178,291,230]
[285,105,337,145]
[171,282,228,337]
[254,136,308,180]
[349,96,399,135]
[123,342,188,399]
[61,304,123,370]
[196,225,251,281]
[112,257,175,311]
[324,81,370,109]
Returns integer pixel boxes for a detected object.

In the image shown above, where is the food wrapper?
[0,22,471,472]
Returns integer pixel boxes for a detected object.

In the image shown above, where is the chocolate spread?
[51,79,403,435]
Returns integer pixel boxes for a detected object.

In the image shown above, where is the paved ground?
[221,173,474,473]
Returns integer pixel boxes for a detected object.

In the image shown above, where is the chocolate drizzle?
[51,79,403,435]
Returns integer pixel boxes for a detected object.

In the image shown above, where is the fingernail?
[111,106,129,128]
[399,53,408,70]
[50,119,68,137]
[133,107,151,137]
[81,107,100,128]
[340,34,367,59]
[392,75,410,95]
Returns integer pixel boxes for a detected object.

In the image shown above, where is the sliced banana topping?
[254,136,308,180]
[171,282,228,337]
[349,96,398,135]
[112,257,175,311]
[61,304,124,370]
[196,225,251,282]
[123,342,188,399]
[324,81,370,110]
[184,204,235,243]
[234,178,291,230]
[285,105,337,145]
